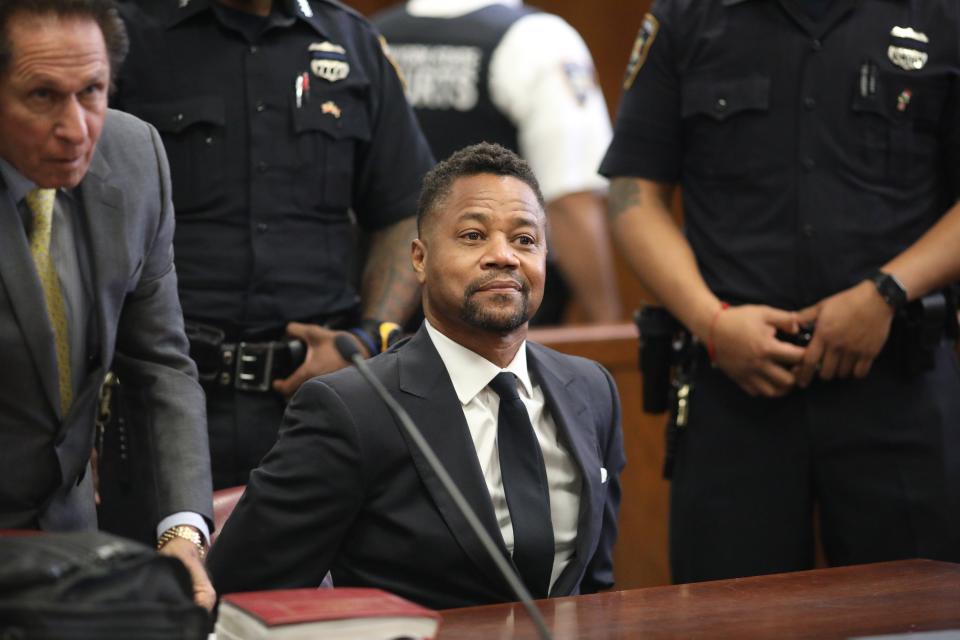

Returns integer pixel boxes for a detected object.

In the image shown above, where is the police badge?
[887,26,929,71]
[624,13,660,90]
[309,42,350,82]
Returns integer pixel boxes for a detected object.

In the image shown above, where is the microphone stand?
[336,337,553,640]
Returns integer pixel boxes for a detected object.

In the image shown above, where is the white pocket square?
[601,467,608,484]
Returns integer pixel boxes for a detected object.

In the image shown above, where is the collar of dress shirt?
[423,318,533,405]
[407,0,521,19]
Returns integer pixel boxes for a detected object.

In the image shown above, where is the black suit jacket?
[208,325,625,609]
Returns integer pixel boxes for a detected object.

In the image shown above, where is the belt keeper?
[706,302,730,363]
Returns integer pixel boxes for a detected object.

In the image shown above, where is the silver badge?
[309,42,350,82]
[309,42,346,55]
[888,26,929,71]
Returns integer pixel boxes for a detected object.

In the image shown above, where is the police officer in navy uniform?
[374,0,622,325]
[601,0,960,583]
[114,0,435,489]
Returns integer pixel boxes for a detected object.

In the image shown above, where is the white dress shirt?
[424,320,581,589]
[404,0,613,202]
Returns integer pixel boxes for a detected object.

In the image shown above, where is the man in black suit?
[208,142,625,609]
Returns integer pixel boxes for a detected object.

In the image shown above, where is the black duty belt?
[185,322,306,393]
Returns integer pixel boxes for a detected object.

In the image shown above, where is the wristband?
[349,319,402,357]
[706,302,730,363]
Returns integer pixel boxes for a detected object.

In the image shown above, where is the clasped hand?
[712,281,894,396]
[272,323,368,398]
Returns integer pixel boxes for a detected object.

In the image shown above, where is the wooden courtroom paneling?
[529,323,671,589]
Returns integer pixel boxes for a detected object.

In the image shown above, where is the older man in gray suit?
[0,0,214,609]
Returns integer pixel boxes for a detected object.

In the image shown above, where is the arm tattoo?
[361,216,420,323]
[608,179,644,222]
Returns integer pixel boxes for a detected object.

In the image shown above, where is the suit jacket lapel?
[396,327,514,594]
[0,182,61,415]
[76,148,129,375]
[527,344,601,596]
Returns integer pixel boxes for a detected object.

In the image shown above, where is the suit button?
[803,96,816,110]
[801,157,816,171]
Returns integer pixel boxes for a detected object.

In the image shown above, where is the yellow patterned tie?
[25,188,73,416]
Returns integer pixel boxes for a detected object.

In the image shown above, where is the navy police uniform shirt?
[600,0,960,310]
[115,0,434,333]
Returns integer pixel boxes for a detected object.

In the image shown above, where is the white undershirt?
[404,0,612,202]
[424,320,581,590]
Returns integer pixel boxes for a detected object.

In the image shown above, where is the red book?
[215,588,441,640]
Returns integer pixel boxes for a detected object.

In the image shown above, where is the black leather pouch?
[0,531,207,639]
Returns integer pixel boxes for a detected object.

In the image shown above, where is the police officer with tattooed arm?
[601,0,960,584]
[115,0,435,488]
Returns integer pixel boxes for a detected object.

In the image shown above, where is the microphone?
[333,334,553,640]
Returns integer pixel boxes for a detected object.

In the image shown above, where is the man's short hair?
[417,142,546,236]
[0,0,128,87]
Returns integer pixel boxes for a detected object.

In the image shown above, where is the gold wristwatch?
[157,525,207,560]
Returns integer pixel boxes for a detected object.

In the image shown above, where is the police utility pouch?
[635,305,686,414]
[0,531,208,640]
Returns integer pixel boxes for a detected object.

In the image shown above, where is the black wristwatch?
[869,270,908,311]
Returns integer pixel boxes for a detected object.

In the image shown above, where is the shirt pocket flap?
[292,90,372,142]
[851,69,948,126]
[682,75,771,121]
[130,97,226,134]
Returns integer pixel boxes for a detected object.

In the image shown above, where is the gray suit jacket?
[0,109,212,531]
[209,325,625,609]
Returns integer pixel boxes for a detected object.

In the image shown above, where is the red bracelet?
[706,302,730,363]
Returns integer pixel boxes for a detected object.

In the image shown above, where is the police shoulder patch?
[379,35,408,92]
[624,13,660,90]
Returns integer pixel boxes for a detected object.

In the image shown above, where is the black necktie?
[488,372,554,598]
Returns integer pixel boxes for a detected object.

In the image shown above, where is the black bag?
[0,531,208,639]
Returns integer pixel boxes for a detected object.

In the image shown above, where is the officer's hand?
[272,323,368,398]
[711,305,806,397]
[158,537,216,612]
[794,281,894,387]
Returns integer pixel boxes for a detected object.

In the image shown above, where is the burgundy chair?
[211,485,245,546]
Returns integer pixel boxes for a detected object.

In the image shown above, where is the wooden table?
[439,560,960,639]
